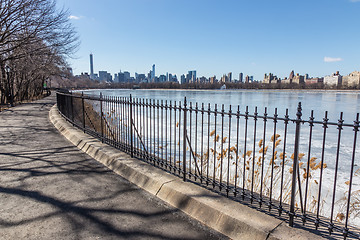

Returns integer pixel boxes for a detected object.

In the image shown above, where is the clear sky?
[57,0,360,81]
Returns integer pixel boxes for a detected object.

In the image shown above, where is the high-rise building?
[181,74,186,84]
[124,71,130,81]
[187,70,196,83]
[151,64,155,80]
[90,53,94,80]
[239,73,243,83]
[228,72,232,82]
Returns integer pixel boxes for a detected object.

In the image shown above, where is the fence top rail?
[57,91,360,127]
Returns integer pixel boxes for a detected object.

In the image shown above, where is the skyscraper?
[239,73,243,83]
[228,72,232,82]
[187,70,196,83]
[90,53,94,80]
[151,64,155,80]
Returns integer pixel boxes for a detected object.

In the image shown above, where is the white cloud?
[69,15,81,20]
[324,57,343,63]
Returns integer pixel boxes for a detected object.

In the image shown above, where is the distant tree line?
[66,80,357,91]
[0,0,78,106]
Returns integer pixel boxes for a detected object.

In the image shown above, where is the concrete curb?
[49,105,323,240]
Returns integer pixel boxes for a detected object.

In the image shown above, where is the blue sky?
[57,0,360,81]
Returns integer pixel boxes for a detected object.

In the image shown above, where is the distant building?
[151,64,155,80]
[124,71,130,81]
[292,73,305,84]
[90,53,94,80]
[342,71,360,87]
[263,73,279,84]
[245,75,250,83]
[186,70,196,83]
[136,73,146,82]
[210,76,217,84]
[289,70,295,80]
[199,76,208,83]
[239,73,243,83]
[181,74,186,84]
[159,75,166,82]
[99,71,112,82]
[228,72,232,82]
[305,77,323,85]
[324,71,342,86]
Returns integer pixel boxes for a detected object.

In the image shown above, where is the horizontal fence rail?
[56,91,360,239]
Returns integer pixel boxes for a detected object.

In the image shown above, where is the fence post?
[130,95,134,158]
[81,92,85,132]
[70,92,74,125]
[182,97,187,181]
[100,93,104,143]
[289,102,302,227]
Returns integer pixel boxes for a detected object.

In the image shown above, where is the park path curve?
[0,94,226,240]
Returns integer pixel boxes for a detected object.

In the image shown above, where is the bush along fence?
[56,91,360,239]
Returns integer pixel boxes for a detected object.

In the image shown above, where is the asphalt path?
[0,94,227,240]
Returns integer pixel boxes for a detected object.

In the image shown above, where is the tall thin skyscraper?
[151,64,155,80]
[90,53,94,80]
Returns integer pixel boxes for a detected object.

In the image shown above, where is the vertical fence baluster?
[242,106,249,200]
[178,100,182,175]
[174,101,177,173]
[302,110,313,223]
[328,112,343,234]
[153,100,156,163]
[183,97,187,181]
[189,102,192,179]
[169,101,172,170]
[234,105,240,197]
[100,93,104,142]
[129,95,133,157]
[81,92,85,132]
[220,104,225,191]
[120,97,123,148]
[165,100,168,168]
[213,104,218,189]
[259,107,265,208]
[344,113,359,238]
[195,103,198,180]
[269,108,278,210]
[143,99,146,159]
[226,106,232,197]
[157,100,160,164]
[289,102,302,227]
[117,97,121,149]
[207,103,211,186]
[70,92,74,125]
[251,107,259,204]
[200,103,204,183]
[315,111,328,229]
[146,99,149,161]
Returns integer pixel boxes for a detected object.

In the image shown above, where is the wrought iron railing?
[56,91,360,239]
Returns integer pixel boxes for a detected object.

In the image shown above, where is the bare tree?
[0,0,79,105]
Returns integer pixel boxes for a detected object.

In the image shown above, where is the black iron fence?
[56,91,360,239]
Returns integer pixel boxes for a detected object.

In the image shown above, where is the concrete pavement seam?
[155,180,176,196]
[266,222,283,240]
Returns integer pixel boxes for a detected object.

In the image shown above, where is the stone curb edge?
[49,104,322,240]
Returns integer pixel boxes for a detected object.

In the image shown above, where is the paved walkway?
[0,94,227,240]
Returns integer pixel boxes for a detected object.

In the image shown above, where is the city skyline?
[57,0,360,80]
